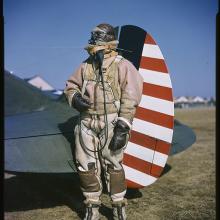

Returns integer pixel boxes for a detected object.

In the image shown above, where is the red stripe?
[155,140,171,155]
[142,82,173,101]
[123,153,164,178]
[144,34,156,45]
[129,130,171,155]
[140,57,168,73]
[124,153,151,174]
[151,163,165,177]
[126,179,144,189]
[130,130,156,151]
[135,107,174,129]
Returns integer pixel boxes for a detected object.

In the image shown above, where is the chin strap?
[85,40,118,56]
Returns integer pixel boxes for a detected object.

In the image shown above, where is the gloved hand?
[72,93,91,112]
[109,120,130,152]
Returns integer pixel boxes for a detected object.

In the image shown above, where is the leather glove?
[109,120,130,152]
[72,93,90,112]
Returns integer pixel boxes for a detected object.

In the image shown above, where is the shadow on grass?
[4,173,144,220]
[4,164,172,219]
[4,173,85,219]
[160,164,172,176]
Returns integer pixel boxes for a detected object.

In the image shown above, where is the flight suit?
[64,52,143,217]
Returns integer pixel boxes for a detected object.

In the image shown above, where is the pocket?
[80,119,94,136]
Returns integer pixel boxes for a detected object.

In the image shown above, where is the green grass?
[4,107,216,220]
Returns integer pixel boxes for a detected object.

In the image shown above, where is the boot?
[83,200,101,220]
[112,199,127,220]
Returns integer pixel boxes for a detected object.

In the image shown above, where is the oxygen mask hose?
[96,50,109,152]
[95,50,104,67]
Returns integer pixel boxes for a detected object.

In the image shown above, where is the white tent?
[25,75,54,91]
[191,96,205,103]
[175,96,189,103]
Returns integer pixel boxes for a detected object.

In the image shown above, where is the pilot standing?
[64,23,143,220]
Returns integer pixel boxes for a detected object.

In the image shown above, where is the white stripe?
[139,68,172,88]
[123,164,157,186]
[132,118,173,143]
[125,142,168,167]
[125,143,154,163]
[153,151,169,167]
[142,44,164,59]
[139,95,174,116]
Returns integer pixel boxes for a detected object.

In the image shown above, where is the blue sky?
[4,0,217,97]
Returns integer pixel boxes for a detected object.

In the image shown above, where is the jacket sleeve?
[64,63,84,106]
[118,59,143,125]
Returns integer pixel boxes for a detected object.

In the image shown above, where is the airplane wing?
[5,109,195,173]
[5,105,78,173]
[5,70,53,115]
[170,120,196,155]
[4,70,78,173]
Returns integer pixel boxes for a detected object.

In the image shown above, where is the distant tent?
[191,96,205,103]
[175,96,188,103]
[25,75,54,91]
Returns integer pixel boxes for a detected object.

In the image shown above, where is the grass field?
[4,107,216,220]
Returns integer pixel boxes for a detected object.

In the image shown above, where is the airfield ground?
[4,107,216,220]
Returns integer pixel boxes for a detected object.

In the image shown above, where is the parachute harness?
[79,49,117,154]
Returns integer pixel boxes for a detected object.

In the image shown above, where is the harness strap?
[81,62,88,96]
[112,55,123,112]
[81,55,123,101]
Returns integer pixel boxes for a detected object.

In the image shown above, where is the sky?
[3,0,218,97]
